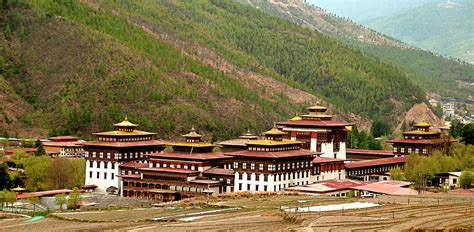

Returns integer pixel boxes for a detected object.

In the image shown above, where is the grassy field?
[1,193,473,231]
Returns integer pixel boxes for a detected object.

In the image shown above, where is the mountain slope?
[242,0,474,99]
[1,0,428,138]
[368,0,474,64]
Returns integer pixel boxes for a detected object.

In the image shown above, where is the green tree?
[371,119,392,137]
[54,193,67,211]
[459,171,474,189]
[36,141,46,156]
[450,119,464,138]
[462,123,474,145]
[24,156,51,191]
[0,164,12,190]
[47,157,74,189]
[27,197,40,212]
[389,166,404,181]
[67,187,82,209]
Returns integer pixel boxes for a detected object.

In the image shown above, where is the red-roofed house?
[276,105,352,160]
[120,127,234,202]
[346,149,394,161]
[225,126,317,192]
[43,136,85,158]
[84,117,167,193]
[386,122,453,156]
[286,179,365,197]
[311,157,345,182]
[345,156,407,181]
[4,148,37,159]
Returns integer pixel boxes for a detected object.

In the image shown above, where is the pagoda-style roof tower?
[401,121,442,139]
[93,116,156,141]
[246,126,302,152]
[301,105,333,121]
[172,126,214,153]
[239,129,259,140]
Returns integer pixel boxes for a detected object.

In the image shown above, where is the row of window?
[85,151,149,159]
[237,181,309,192]
[209,177,232,184]
[89,161,116,169]
[89,171,115,180]
[393,147,427,154]
[151,162,199,170]
[348,165,396,176]
[232,161,310,171]
[248,146,300,152]
[97,136,152,142]
[238,171,310,182]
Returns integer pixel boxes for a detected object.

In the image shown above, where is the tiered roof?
[386,121,447,145]
[84,116,165,148]
[277,104,352,128]
[226,126,317,159]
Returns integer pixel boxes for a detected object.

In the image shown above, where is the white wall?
[233,171,311,192]
[85,160,120,192]
[310,170,345,183]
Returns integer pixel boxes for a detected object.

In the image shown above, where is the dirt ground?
[1,193,474,231]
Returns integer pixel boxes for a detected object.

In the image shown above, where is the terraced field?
[1,193,473,231]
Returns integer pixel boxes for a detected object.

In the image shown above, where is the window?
[400,147,405,153]
[107,153,111,159]
[408,148,412,154]
[89,161,93,168]
[111,163,115,169]
[96,162,100,168]
[278,164,281,170]
[242,163,247,169]
[104,172,107,179]
[259,163,264,171]
[111,174,114,180]
[99,152,104,159]
[393,147,398,153]
[251,163,255,170]
[227,179,231,184]
[239,183,242,191]
[97,172,100,179]
[104,162,108,169]
[85,151,89,158]
[422,148,427,154]
[89,171,92,178]
[92,152,96,158]
[415,148,419,154]
[233,162,239,169]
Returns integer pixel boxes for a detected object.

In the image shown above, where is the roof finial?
[125,115,128,121]
[247,128,251,134]
[191,125,195,132]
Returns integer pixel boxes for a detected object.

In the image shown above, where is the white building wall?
[233,171,311,192]
[310,170,346,183]
[85,160,120,192]
[336,142,346,160]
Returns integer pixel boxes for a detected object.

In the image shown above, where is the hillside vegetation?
[243,0,474,99]
[368,0,474,64]
[0,0,428,138]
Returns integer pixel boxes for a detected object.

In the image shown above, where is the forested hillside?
[0,0,427,139]
[243,0,474,99]
[368,0,474,64]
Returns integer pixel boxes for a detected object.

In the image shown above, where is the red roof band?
[345,156,407,169]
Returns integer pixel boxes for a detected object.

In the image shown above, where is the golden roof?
[172,142,214,147]
[113,116,138,127]
[94,130,156,136]
[307,105,327,110]
[289,115,302,121]
[239,129,259,139]
[182,126,203,138]
[415,121,432,127]
[247,139,302,146]
[264,126,287,135]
